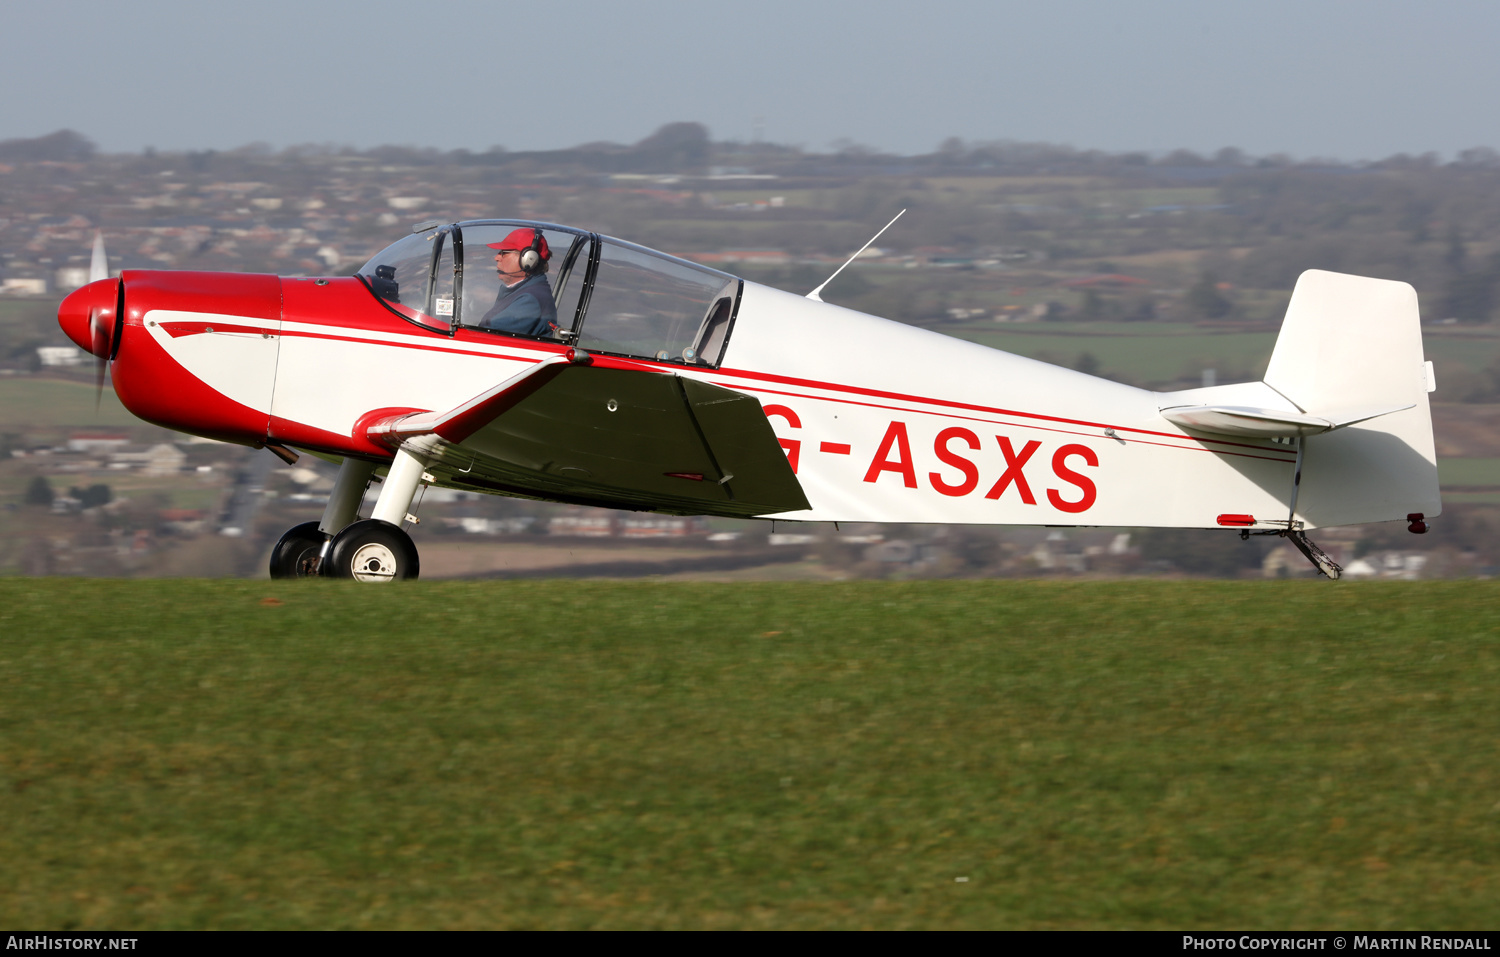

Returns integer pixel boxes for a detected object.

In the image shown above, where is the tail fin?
[1265,269,1426,419]
[1268,269,1439,528]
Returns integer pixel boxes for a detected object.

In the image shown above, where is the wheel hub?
[348,542,398,582]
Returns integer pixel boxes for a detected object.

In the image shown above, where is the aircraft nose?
[58,278,119,357]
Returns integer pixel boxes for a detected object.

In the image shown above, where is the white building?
[55,267,91,291]
[2,278,47,296]
[37,346,83,367]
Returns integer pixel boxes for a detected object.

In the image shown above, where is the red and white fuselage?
[58,224,1440,535]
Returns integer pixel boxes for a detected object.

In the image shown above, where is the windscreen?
[356,230,452,332]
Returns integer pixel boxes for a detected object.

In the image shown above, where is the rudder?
[1267,270,1439,528]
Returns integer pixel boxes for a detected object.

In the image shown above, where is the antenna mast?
[806,209,906,302]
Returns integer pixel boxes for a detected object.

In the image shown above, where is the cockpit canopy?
[356,221,741,368]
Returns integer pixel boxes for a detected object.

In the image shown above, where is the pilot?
[477,228,558,337]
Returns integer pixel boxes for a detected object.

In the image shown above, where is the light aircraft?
[56,216,1439,581]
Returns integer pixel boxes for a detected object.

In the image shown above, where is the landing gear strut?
[1240,434,1344,580]
[1239,527,1344,580]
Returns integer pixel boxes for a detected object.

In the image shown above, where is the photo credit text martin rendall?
[1183,938,1493,951]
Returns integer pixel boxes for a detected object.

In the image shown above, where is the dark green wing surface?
[422,365,809,518]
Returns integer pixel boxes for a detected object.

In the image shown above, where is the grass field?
[2,580,1496,929]
[0,377,136,429]
[1437,458,1500,487]
[952,324,1279,383]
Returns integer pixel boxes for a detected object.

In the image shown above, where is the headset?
[519,229,544,274]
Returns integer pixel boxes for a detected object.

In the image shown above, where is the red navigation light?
[1217,514,1256,527]
[1407,512,1428,534]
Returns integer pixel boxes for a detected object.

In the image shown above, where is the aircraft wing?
[364,357,810,518]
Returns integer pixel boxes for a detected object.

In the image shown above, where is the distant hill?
[0,130,96,163]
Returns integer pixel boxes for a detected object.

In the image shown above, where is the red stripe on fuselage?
[716,382,1297,465]
[158,320,273,338]
[264,322,1298,464]
[146,275,1293,466]
[711,364,1288,456]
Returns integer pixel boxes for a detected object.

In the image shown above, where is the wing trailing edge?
[358,352,809,518]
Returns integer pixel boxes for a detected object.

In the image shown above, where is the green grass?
[0,377,135,429]
[1438,458,1500,487]
[1423,336,1500,374]
[1435,491,1500,504]
[951,326,1277,383]
[1045,187,1222,210]
[938,323,1500,389]
[2,580,1497,929]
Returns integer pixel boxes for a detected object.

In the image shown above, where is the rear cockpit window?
[576,239,739,367]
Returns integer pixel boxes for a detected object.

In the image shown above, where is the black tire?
[326,519,420,582]
[269,521,329,579]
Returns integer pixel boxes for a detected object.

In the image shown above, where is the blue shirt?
[478,274,558,337]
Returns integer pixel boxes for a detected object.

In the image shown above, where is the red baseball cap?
[487,228,550,260]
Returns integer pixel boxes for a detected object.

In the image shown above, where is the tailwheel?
[269,521,330,579]
[326,519,420,582]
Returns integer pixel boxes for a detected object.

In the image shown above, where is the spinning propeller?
[56,231,123,410]
[87,231,112,406]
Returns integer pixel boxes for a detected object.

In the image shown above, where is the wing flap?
[680,376,809,512]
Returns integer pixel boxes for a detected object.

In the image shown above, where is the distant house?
[2,278,47,295]
[55,266,90,291]
[107,443,187,476]
[160,508,205,534]
[620,517,704,538]
[1062,274,1150,289]
[1341,551,1429,581]
[549,512,614,537]
[37,346,83,367]
[68,432,130,453]
[683,250,791,265]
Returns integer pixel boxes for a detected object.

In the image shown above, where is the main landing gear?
[269,521,326,578]
[326,519,420,581]
[268,448,428,583]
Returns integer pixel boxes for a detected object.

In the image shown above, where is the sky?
[4,0,1499,160]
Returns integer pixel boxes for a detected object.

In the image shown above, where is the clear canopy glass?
[455,224,590,340]
[357,228,452,333]
[358,221,740,367]
[575,239,738,366]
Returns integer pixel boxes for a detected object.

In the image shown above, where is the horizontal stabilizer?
[1160,402,1413,438]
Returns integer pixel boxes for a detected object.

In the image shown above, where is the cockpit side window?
[357,224,742,360]
[575,240,739,367]
[356,229,454,333]
[549,233,594,342]
[456,224,589,342]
